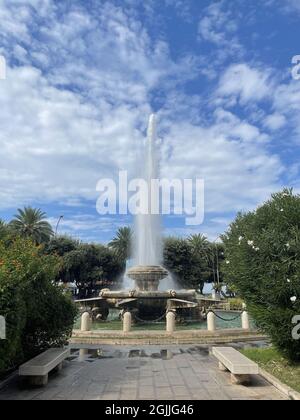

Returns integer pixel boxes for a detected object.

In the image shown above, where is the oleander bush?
[222,189,300,361]
[0,235,77,376]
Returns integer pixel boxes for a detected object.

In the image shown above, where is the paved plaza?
[0,344,287,400]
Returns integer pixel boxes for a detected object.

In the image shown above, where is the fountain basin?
[127,265,168,291]
[100,290,196,300]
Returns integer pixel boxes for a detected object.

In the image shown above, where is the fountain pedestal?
[127,266,168,291]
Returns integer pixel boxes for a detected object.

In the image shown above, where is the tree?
[188,234,210,258]
[61,243,124,297]
[222,189,300,361]
[45,236,125,297]
[0,219,9,239]
[188,234,212,287]
[10,207,53,244]
[0,235,77,374]
[109,227,132,264]
[163,237,205,293]
[205,242,225,290]
[45,235,79,256]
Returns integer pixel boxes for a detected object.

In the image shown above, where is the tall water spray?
[134,114,162,266]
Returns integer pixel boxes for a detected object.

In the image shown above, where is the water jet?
[77,115,202,322]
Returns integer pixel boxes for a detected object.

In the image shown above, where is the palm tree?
[109,227,132,263]
[188,234,210,260]
[10,207,54,244]
[0,219,8,238]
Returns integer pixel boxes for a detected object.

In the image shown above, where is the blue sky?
[0,0,300,243]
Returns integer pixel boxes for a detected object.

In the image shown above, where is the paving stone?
[0,344,288,401]
[120,389,138,400]
[172,386,191,398]
[138,385,156,399]
[190,390,211,400]
[155,386,173,399]
[99,392,120,400]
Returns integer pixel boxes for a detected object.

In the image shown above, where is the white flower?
[226,260,230,265]
[280,209,284,212]
[247,240,254,246]
[290,296,297,303]
[238,236,243,242]
[286,243,290,249]
[254,247,260,252]
[287,279,291,283]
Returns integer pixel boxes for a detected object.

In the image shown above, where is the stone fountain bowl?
[127,265,168,282]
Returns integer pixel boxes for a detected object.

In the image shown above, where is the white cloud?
[48,214,131,243]
[198,1,242,58]
[217,63,273,104]
[0,1,180,209]
[0,0,296,242]
[160,114,283,215]
[280,0,300,13]
[272,81,300,143]
[0,63,150,208]
[264,113,287,131]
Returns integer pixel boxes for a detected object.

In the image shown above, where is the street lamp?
[55,215,64,235]
[212,235,221,298]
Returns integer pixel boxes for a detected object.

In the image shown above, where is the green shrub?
[0,236,77,375]
[222,189,300,361]
[163,237,205,292]
[228,297,244,311]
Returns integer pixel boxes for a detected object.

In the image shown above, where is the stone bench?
[212,347,259,385]
[19,348,70,386]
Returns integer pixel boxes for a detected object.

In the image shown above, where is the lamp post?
[55,215,64,235]
[212,235,221,299]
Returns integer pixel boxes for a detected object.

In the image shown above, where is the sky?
[0,0,300,243]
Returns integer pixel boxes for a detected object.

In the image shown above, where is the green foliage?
[222,189,300,361]
[188,234,210,257]
[0,219,9,239]
[109,227,132,264]
[163,237,205,293]
[242,347,300,393]
[0,236,77,375]
[163,235,225,294]
[188,235,225,288]
[45,235,79,256]
[46,239,124,296]
[9,207,54,244]
[228,297,244,311]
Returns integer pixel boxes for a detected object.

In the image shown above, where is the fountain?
[99,115,198,320]
[134,114,162,269]
[77,115,200,322]
[127,115,170,299]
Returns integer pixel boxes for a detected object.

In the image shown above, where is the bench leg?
[218,362,229,372]
[54,362,63,373]
[28,374,49,387]
[230,374,251,386]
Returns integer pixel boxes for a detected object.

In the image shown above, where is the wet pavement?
[0,343,288,400]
